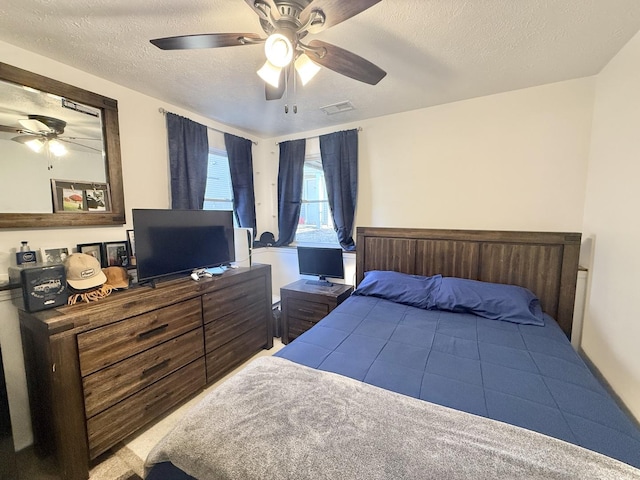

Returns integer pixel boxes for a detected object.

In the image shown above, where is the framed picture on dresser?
[77,243,105,266]
[103,241,129,268]
[126,229,136,267]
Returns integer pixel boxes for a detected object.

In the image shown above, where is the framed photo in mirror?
[51,179,112,213]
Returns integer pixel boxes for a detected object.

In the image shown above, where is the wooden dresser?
[280,280,353,344]
[19,264,272,480]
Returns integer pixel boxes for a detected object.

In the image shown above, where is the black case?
[18,264,68,312]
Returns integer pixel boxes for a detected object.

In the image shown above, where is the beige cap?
[64,253,107,290]
[103,266,129,289]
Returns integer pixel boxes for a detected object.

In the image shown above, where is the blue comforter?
[276,295,640,469]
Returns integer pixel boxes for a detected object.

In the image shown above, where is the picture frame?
[51,179,112,213]
[41,247,69,264]
[77,242,105,267]
[104,241,130,268]
[126,229,136,267]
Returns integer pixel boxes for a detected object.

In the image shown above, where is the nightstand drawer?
[78,297,203,376]
[86,358,205,459]
[288,298,329,323]
[82,328,204,419]
[288,318,316,340]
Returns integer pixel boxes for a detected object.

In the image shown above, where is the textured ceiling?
[1,0,640,139]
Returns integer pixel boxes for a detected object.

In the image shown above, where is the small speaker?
[14,264,68,312]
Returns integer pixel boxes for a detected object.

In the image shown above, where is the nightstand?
[280,279,353,344]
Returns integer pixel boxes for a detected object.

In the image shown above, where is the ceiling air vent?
[320,101,355,115]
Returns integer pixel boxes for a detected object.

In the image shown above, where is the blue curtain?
[320,129,358,251]
[224,133,257,237]
[275,139,306,246]
[166,113,208,209]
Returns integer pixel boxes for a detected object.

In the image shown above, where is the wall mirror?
[0,62,125,228]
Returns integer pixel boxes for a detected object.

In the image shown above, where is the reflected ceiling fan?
[150,0,387,101]
[0,114,102,159]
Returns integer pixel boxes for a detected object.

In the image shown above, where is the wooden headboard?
[355,228,581,338]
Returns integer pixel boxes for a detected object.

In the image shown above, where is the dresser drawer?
[86,358,205,459]
[202,277,264,324]
[204,301,265,352]
[78,297,202,376]
[287,298,329,323]
[82,328,204,419]
[205,327,266,383]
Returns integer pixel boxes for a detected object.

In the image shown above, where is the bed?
[144,228,640,479]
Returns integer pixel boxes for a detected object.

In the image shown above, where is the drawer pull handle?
[145,392,171,411]
[298,308,315,315]
[137,324,169,340]
[141,359,170,377]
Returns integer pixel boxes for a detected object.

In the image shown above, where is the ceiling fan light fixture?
[257,60,282,88]
[264,32,294,68]
[48,139,68,157]
[25,137,45,153]
[294,53,321,86]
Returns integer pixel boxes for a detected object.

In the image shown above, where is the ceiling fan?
[150,0,387,101]
[0,114,102,159]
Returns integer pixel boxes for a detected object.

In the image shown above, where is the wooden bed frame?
[355,228,581,338]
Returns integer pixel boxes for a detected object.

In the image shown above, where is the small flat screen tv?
[133,209,235,284]
[297,246,344,286]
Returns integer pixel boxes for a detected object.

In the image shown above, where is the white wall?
[268,78,595,235]
[582,30,640,421]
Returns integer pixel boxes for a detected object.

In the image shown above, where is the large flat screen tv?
[297,246,344,286]
[133,209,235,284]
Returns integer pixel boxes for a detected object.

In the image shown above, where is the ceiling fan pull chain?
[290,62,297,114]
[46,147,53,171]
[284,62,291,114]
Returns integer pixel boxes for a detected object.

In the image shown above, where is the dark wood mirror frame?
[0,62,125,229]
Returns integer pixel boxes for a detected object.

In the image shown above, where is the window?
[204,148,233,211]
[295,154,339,245]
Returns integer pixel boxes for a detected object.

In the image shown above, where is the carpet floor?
[16,443,144,480]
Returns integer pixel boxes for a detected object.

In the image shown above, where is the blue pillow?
[353,271,442,309]
[432,277,544,326]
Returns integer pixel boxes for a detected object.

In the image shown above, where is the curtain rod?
[158,108,258,145]
[274,127,363,145]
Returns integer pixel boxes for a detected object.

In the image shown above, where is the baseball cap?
[103,266,129,289]
[64,253,107,290]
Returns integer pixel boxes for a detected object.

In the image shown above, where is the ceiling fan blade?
[307,40,386,85]
[150,33,263,50]
[59,138,102,152]
[265,69,286,101]
[11,135,38,144]
[0,124,21,134]
[60,136,101,141]
[19,118,52,134]
[301,0,381,32]
[244,0,281,22]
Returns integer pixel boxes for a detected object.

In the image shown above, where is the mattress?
[274,295,640,469]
